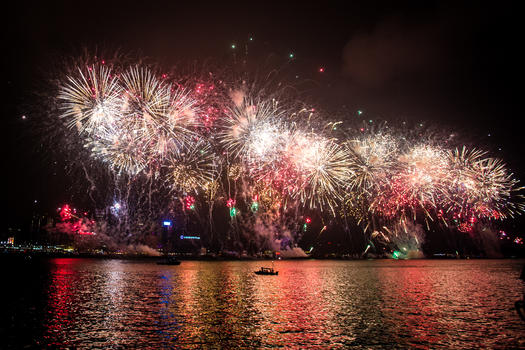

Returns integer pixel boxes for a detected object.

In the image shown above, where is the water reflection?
[378,261,525,348]
[18,259,523,348]
[43,259,76,347]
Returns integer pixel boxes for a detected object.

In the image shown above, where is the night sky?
[2,1,523,233]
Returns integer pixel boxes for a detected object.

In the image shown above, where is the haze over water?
[4,259,524,348]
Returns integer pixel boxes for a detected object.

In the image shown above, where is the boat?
[254,267,278,275]
[157,257,181,265]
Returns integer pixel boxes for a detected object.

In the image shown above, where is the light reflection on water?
[5,259,525,348]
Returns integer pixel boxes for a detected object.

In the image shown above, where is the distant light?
[21,115,27,120]
[249,37,253,41]
[231,44,236,49]
[163,221,172,227]
[319,67,324,73]
[289,53,294,58]
[180,235,200,240]
[357,110,363,115]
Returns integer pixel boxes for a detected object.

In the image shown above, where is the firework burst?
[219,98,288,161]
[448,147,524,221]
[289,132,351,212]
[165,139,218,194]
[58,65,122,135]
[345,133,399,197]
[120,66,198,152]
[370,144,451,225]
[88,127,150,176]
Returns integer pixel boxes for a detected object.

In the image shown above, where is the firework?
[165,139,217,194]
[370,144,451,228]
[120,66,198,155]
[59,64,200,176]
[89,126,150,176]
[289,132,351,213]
[345,133,399,197]
[120,65,172,121]
[448,147,524,221]
[219,98,287,161]
[50,56,525,252]
[58,65,122,135]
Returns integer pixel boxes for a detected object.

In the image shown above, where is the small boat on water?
[157,257,181,265]
[254,267,278,275]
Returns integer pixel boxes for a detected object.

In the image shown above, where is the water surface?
[4,259,524,348]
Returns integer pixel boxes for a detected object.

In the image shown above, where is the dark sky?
[2,1,523,230]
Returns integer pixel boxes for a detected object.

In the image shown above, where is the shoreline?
[2,251,523,261]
